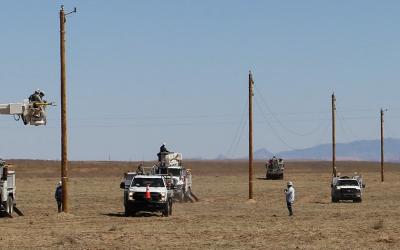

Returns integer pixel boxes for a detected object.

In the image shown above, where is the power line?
[254,97,301,151]
[226,100,248,158]
[254,86,329,137]
[337,111,361,141]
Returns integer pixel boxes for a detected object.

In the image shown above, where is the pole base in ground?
[246,198,257,203]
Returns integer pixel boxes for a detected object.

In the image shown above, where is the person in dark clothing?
[160,143,169,153]
[158,143,170,163]
[29,89,44,104]
[55,181,63,213]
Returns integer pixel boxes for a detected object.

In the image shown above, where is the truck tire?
[169,200,172,216]
[162,200,171,217]
[7,196,13,215]
[354,198,362,203]
[331,197,338,203]
[124,206,131,217]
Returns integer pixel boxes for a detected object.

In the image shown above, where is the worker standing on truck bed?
[284,181,295,216]
[55,181,63,213]
[160,143,169,153]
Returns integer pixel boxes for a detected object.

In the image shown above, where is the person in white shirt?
[284,181,295,216]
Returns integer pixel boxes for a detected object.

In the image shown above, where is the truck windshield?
[337,180,359,186]
[168,168,181,176]
[132,178,164,187]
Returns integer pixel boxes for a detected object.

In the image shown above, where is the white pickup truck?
[331,175,365,203]
[123,175,174,217]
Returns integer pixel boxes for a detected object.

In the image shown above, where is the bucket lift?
[0,99,55,126]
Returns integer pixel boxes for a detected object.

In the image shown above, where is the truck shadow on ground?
[101,212,160,218]
[256,177,284,181]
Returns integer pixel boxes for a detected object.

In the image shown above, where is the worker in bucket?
[28,89,46,118]
[284,181,295,216]
[55,181,63,213]
[29,89,44,103]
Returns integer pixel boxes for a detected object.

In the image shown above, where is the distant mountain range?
[227,138,400,162]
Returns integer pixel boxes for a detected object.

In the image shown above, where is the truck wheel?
[7,196,14,215]
[169,200,172,216]
[124,207,130,217]
[162,200,171,217]
[354,198,362,203]
[331,197,338,203]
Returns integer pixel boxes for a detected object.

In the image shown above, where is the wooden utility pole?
[332,93,337,177]
[248,71,254,200]
[60,5,76,213]
[380,109,385,182]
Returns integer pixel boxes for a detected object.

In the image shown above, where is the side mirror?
[120,182,125,189]
[362,184,365,188]
[330,184,333,188]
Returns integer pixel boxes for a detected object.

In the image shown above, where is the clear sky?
[1,1,400,160]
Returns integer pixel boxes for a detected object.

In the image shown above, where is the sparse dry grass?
[0,160,399,249]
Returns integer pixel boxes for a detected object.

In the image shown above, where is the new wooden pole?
[248,71,254,200]
[380,109,384,182]
[59,5,69,212]
[332,93,337,177]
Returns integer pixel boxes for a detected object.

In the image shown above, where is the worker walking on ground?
[55,181,63,213]
[284,181,295,216]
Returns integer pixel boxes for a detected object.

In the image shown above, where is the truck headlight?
[128,191,135,200]
[161,192,167,201]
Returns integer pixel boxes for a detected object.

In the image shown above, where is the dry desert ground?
[0,160,399,249]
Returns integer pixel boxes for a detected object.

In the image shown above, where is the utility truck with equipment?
[331,174,365,202]
[0,91,54,217]
[154,151,197,202]
[265,156,284,180]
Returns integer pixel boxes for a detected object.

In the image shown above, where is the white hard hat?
[162,142,166,146]
[58,181,62,186]
[287,181,293,186]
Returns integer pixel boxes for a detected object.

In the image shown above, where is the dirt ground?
[1,160,399,249]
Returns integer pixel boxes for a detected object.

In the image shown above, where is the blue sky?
[1,1,400,160]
